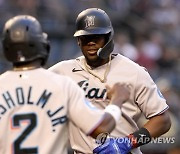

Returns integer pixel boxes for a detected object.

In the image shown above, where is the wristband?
[128,127,152,148]
[104,104,121,123]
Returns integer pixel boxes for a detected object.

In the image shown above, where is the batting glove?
[93,137,132,154]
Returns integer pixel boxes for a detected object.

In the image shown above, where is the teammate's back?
[0,68,74,154]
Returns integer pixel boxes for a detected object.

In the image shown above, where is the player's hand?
[106,83,130,108]
[93,137,132,154]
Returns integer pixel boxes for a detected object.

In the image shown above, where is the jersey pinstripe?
[49,54,169,154]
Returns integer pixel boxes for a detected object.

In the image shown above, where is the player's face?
[77,34,108,67]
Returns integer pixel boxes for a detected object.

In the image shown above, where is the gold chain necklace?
[84,55,112,83]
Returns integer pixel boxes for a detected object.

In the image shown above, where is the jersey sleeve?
[66,78,105,135]
[135,67,169,119]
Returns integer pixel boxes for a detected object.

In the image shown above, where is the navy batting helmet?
[74,8,114,59]
[2,15,50,65]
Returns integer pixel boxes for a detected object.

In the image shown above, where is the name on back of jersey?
[0,86,67,132]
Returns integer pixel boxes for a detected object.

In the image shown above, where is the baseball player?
[49,8,171,154]
[0,15,130,154]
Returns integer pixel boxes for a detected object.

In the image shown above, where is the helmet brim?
[74,27,111,37]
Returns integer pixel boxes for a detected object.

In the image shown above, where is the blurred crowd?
[0,0,179,153]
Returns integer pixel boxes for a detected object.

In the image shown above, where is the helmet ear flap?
[77,37,80,46]
[40,33,50,65]
[46,42,50,53]
[42,32,50,53]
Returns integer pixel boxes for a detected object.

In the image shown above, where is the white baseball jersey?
[49,54,169,154]
[0,68,106,154]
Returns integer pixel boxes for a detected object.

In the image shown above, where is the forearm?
[143,111,171,138]
[90,104,121,138]
[90,113,115,138]
[129,111,171,148]
[89,83,130,139]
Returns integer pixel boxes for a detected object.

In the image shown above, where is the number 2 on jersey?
[12,113,38,154]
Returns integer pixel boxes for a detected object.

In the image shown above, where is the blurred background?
[0,0,179,153]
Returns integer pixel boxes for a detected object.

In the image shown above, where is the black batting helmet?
[74,8,114,59]
[2,15,50,65]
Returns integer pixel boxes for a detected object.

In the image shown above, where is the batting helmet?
[2,15,50,65]
[74,8,114,59]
